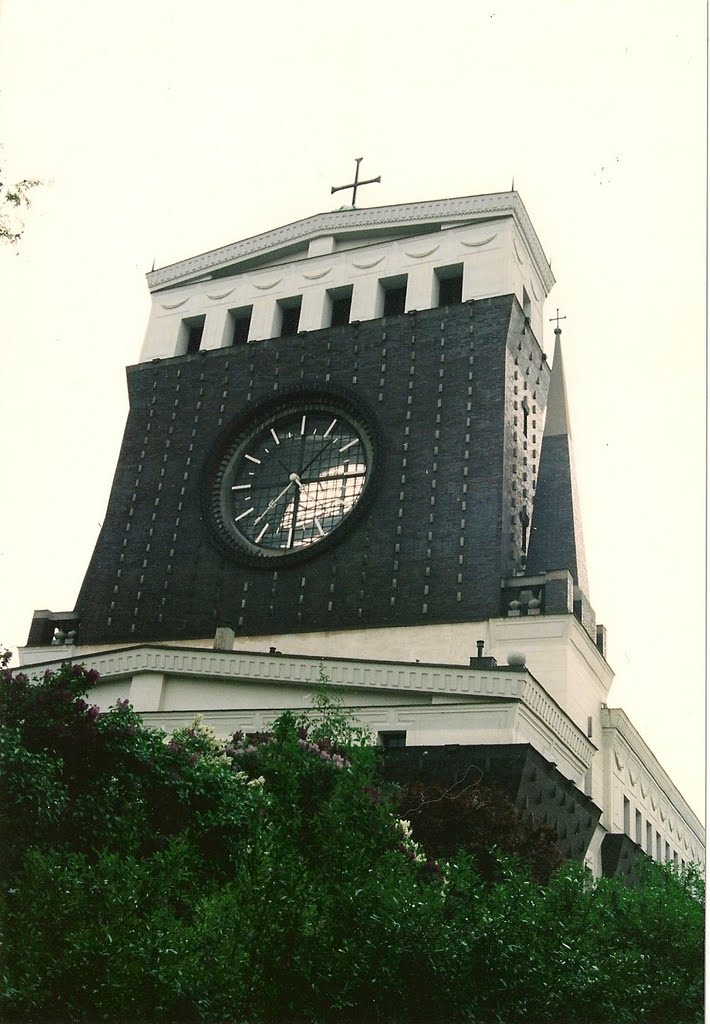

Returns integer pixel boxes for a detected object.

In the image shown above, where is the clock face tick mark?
[235,507,254,522]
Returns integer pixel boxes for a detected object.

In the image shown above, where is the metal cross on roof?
[331,158,381,207]
[549,308,567,331]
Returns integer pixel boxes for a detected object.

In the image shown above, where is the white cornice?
[146,192,555,294]
[25,642,592,765]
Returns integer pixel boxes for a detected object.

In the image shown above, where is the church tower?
[21,181,704,878]
[28,189,559,650]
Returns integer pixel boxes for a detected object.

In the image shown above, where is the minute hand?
[253,475,297,525]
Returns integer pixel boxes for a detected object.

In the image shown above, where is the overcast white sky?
[0,0,706,819]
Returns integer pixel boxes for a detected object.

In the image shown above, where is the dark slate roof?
[526,330,589,595]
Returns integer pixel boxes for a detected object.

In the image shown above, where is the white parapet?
[139,193,554,361]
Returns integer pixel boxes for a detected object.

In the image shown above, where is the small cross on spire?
[549,308,567,333]
[331,158,381,208]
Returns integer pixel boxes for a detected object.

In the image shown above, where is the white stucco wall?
[602,708,704,869]
[138,216,548,362]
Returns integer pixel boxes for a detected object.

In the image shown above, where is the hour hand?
[253,472,301,525]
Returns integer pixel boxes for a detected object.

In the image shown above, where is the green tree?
[0,657,704,1023]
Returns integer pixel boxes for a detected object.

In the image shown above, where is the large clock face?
[213,396,378,562]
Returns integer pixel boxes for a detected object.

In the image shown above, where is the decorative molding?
[146,193,556,293]
[160,298,190,310]
[520,677,594,764]
[404,245,440,258]
[352,256,385,269]
[206,288,236,300]
[602,707,704,844]
[22,643,592,767]
[460,233,497,248]
[302,268,332,280]
[614,748,625,771]
[513,238,525,265]
[253,277,283,290]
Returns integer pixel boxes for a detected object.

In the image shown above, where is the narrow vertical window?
[623,796,630,836]
[379,275,408,317]
[436,263,464,307]
[187,323,204,353]
[656,831,662,860]
[519,507,530,553]
[230,305,253,345]
[179,315,206,355]
[328,286,353,327]
[277,296,303,337]
[635,809,642,845]
[522,399,530,438]
[646,821,653,854]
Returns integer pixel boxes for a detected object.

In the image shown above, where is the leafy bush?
[0,658,704,1023]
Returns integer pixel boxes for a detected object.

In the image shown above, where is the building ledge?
[20,641,596,769]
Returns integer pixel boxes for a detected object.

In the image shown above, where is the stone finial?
[213,626,235,651]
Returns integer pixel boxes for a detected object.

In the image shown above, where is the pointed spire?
[526,321,589,597]
[544,325,572,437]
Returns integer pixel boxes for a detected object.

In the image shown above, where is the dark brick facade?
[74,296,550,644]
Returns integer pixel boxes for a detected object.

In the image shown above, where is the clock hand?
[298,438,340,479]
[289,476,328,538]
[253,473,300,525]
[288,480,302,547]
